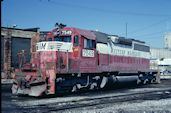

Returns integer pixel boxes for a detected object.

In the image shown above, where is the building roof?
[1,27,40,32]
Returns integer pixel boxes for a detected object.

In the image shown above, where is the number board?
[82,49,94,57]
[61,30,72,35]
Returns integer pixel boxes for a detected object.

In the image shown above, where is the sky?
[2,0,171,48]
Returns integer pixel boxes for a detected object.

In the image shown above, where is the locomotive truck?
[12,24,160,96]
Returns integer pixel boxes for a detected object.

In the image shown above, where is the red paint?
[37,27,151,75]
[46,70,55,94]
[13,27,153,96]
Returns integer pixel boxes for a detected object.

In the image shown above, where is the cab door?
[73,35,80,58]
[71,35,81,72]
[80,37,97,73]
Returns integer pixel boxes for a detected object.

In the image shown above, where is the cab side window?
[84,38,95,49]
[74,35,79,47]
[48,37,52,41]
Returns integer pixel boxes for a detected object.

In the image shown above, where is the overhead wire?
[48,0,171,41]
[120,17,171,36]
[133,30,169,37]
[48,1,171,17]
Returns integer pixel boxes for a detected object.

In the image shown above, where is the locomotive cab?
[36,27,98,74]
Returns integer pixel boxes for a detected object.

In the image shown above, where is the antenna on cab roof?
[55,23,66,29]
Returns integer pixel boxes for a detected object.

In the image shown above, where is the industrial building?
[150,33,171,73]
[1,27,42,78]
[150,33,171,60]
[150,48,171,59]
[164,33,171,50]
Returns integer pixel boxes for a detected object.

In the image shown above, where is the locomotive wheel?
[150,78,156,84]
[137,74,144,85]
[71,85,77,92]
[100,76,108,89]
[56,85,73,94]
[90,83,97,90]
[136,77,142,85]
[143,79,149,85]
[153,74,160,84]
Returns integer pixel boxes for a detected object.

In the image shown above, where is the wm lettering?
[41,43,46,49]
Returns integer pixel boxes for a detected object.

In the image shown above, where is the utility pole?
[126,23,127,38]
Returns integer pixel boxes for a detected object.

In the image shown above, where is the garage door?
[11,37,31,69]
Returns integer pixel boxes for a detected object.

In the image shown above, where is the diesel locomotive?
[12,25,160,96]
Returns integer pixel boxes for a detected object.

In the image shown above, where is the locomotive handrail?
[31,52,37,54]
[17,50,26,69]
[58,49,60,72]
[66,50,69,72]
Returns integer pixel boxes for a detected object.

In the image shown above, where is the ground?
[1,76,171,113]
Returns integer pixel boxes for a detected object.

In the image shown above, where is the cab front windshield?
[54,36,71,42]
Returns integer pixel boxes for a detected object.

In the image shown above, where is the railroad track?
[17,86,171,113]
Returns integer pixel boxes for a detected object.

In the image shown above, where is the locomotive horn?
[55,23,59,27]
[55,23,66,29]
[59,23,66,28]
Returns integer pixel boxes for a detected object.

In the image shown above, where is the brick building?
[1,27,40,78]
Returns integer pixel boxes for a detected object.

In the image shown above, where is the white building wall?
[150,48,171,59]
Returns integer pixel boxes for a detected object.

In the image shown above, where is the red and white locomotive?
[12,24,159,96]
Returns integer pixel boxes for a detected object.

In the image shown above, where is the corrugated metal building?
[164,33,171,50]
[150,48,171,59]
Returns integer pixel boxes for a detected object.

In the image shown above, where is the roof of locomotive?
[48,27,147,46]
[47,27,96,40]
[91,31,109,44]
[74,28,96,40]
